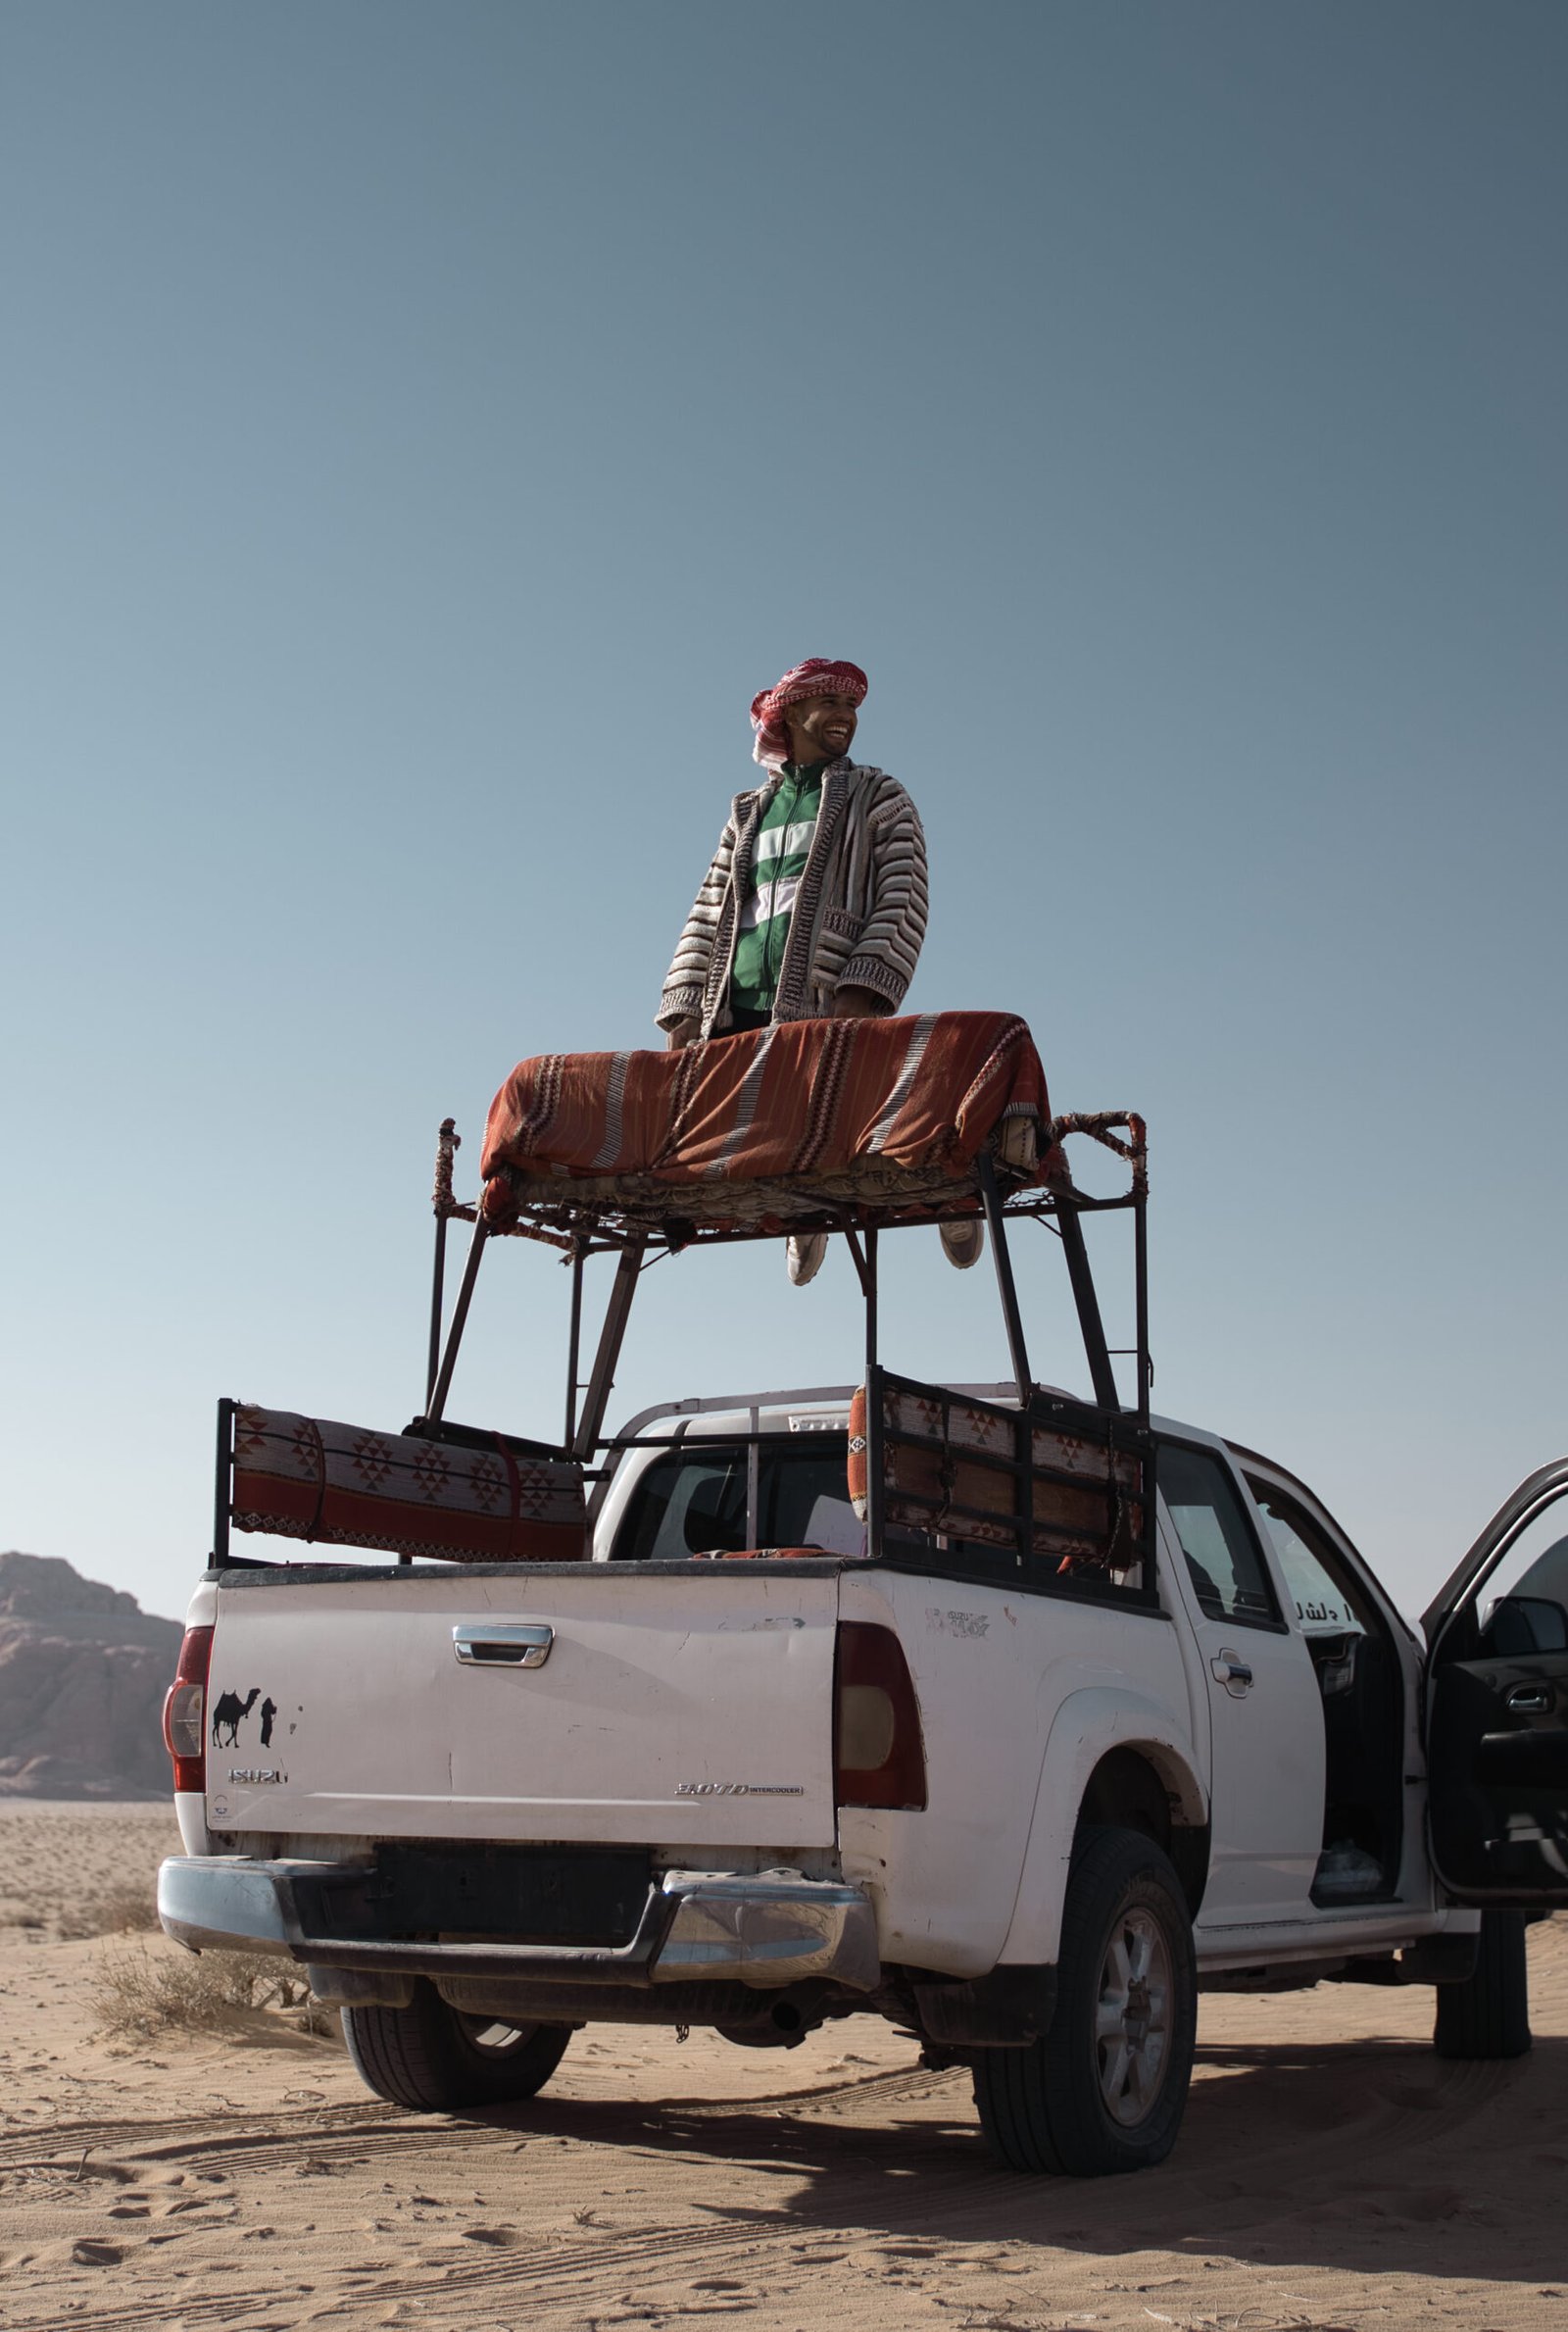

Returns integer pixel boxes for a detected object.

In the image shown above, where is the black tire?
[1433,1910,1531,2060]
[341,1980,574,2109]
[973,1826,1197,2177]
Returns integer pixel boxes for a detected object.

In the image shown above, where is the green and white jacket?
[657,759,929,1039]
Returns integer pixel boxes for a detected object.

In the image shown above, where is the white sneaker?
[787,1232,828,1287]
[939,1217,986,1270]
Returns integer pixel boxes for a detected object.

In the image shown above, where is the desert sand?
[0,1804,1564,2332]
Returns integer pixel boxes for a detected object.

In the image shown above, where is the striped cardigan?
[658,760,929,1038]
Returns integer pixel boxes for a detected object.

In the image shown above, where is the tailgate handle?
[453,1624,555,1668]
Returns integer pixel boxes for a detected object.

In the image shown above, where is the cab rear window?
[612,1438,860,1561]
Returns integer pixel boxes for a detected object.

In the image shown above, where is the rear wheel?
[342,1981,574,2109]
[1433,1910,1531,2060]
[973,1826,1197,2177]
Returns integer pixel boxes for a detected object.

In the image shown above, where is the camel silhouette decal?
[211,1687,261,1748]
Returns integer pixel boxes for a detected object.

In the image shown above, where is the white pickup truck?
[159,1371,1568,2179]
[157,1036,1568,2178]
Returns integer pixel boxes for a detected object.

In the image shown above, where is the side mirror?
[1481,1595,1568,1657]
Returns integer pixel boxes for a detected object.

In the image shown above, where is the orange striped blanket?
[479,1012,1054,1228]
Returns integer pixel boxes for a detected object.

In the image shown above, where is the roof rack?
[415,1104,1150,1475]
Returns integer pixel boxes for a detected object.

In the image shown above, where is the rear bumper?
[157,1856,880,1995]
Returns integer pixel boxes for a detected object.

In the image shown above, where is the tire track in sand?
[0,2059,951,2181]
[0,2052,1516,2332]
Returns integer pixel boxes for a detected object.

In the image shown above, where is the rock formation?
[0,1551,181,1799]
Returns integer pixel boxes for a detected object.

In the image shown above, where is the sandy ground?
[0,1805,172,1942]
[0,1807,1564,2331]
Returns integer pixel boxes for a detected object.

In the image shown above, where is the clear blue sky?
[2,2,1562,1623]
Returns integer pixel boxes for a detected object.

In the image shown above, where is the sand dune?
[0,1802,1562,2331]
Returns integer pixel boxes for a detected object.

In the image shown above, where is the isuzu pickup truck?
[158,1013,1568,2177]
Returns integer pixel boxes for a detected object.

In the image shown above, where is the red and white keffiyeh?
[750,658,868,769]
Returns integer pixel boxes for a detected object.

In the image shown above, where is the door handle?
[1211,1650,1254,1694]
[453,1624,554,1667]
[1505,1684,1551,1712]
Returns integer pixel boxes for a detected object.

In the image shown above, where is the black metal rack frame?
[211,1113,1149,1573]
[412,1111,1150,1551]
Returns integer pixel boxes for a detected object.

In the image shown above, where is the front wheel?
[973,1826,1197,2177]
[342,1980,574,2109]
[1433,1910,1531,2060]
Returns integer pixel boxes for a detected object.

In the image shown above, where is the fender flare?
[996,1685,1208,1967]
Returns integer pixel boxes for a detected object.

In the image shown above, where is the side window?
[1451,1489,1568,1658]
[1157,1443,1281,1627]
[1248,1481,1370,1637]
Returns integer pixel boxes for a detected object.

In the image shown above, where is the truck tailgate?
[204,1564,840,1849]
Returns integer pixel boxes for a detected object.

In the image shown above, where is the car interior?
[1246,1476,1406,1905]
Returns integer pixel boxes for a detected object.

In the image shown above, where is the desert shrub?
[61,1883,161,1939]
[91,1941,319,2038]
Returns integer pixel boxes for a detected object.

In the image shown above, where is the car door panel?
[1156,1441,1324,1929]
[1424,1464,1568,1905]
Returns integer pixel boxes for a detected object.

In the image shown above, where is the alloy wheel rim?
[1094,1906,1173,2126]
[458,2015,532,2057]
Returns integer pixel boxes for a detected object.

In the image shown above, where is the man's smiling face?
[784,692,858,765]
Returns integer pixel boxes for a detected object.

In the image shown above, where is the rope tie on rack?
[931,1396,958,1536]
[432,1118,462,1216]
[1102,1449,1124,1574]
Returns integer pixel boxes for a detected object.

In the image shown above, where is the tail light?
[162,1625,214,1794]
[835,1623,926,1810]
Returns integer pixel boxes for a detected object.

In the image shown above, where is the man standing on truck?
[657,655,981,1285]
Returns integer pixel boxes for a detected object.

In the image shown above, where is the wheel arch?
[997,1688,1209,1965]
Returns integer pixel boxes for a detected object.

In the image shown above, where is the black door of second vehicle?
[1424,1460,1568,1903]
